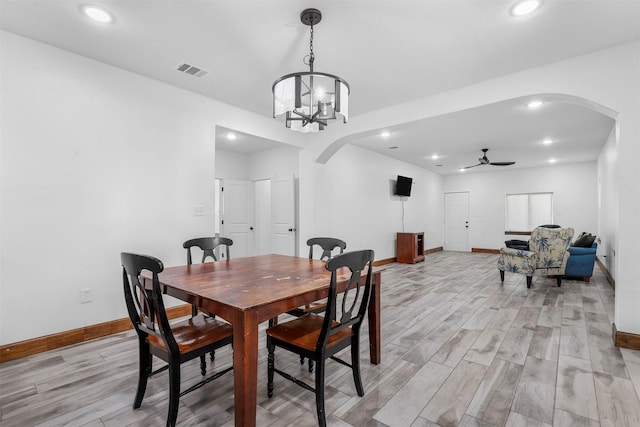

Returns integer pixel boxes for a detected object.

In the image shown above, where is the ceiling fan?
[463,148,516,169]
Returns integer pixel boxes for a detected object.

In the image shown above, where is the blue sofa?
[564,242,597,282]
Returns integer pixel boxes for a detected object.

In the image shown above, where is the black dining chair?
[183,236,234,361]
[289,237,347,317]
[272,237,347,372]
[183,236,233,265]
[184,236,233,317]
[266,249,374,427]
[121,252,233,427]
[307,237,347,261]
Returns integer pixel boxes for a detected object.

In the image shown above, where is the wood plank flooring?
[2,251,640,426]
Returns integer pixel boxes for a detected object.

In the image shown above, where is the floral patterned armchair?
[498,226,574,288]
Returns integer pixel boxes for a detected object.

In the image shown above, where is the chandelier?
[272,8,349,133]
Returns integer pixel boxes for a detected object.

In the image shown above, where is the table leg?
[367,271,381,364]
[232,310,259,427]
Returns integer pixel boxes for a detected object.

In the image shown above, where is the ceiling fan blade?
[463,163,483,169]
[489,162,516,166]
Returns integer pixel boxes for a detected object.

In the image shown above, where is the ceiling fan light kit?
[463,148,516,170]
[272,8,350,133]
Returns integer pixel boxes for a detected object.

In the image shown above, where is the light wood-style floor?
[2,251,640,426]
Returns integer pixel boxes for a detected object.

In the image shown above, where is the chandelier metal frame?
[272,8,350,133]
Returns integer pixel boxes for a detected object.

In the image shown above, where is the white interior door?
[444,191,470,252]
[271,175,296,256]
[254,179,271,256]
[222,179,253,258]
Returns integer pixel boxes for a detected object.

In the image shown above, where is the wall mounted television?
[395,175,413,197]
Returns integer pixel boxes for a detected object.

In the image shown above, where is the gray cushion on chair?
[573,232,596,248]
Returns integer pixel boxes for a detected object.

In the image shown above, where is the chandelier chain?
[309,24,315,72]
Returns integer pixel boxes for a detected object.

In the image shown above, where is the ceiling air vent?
[175,62,209,78]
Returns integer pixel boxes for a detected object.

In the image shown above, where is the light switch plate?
[80,288,93,303]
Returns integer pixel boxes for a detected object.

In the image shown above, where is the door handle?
[250,227,254,230]
[288,228,293,232]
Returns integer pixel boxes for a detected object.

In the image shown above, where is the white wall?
[215,149,250,180]
[597,127,618,277]
[0,35,202,342]
[215,146,300,182]
[443,162,598,250]
[320,144,444,259]
[0,32,298,344]
[248,146,299,181]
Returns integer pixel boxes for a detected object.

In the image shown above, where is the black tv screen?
[395,175,413,196]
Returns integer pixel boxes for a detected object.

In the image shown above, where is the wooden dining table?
[152,254,382,427]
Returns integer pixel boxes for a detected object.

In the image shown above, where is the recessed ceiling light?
[226,132,237,140]
[431,154,439,160]
[81,5,114,23]
[381,131,391,138]
[459,168,466,172]
[549,158,557,163]
[388,146,399,150]
[527,100,543,109]
[541,138,553,145]
[510,0,542,16]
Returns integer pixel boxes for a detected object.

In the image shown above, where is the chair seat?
[266,313,352,352]
[497,247,536,275]
[148,314,233,354]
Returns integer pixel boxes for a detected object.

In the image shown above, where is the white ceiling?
[349,95,616,174]
[1,0,637,174]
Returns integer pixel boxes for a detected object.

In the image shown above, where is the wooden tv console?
[396,232,425,264]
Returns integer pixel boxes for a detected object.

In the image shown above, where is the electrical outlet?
[80,288,93,303]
